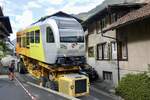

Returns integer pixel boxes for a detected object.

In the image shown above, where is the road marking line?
[15,77,36,100]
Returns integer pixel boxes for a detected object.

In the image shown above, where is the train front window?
[58,18,84,43]
[60,36,84,43]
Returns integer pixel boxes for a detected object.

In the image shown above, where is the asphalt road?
[0,74,117,100]
[0,78,31,100]
[0,76,67,100]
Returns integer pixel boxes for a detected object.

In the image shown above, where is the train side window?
[21,36,26,48]
[17,36,21,47]
[35,30,40,43]
[21,36,23,47]
[23,36,26,47]
[26,32,30,45]
[30,31,34,43]
[20,36,23,47]
[46,27,54,43]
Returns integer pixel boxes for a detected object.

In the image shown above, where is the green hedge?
[116,73,150,100]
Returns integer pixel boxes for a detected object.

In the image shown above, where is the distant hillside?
[76,0,149,21]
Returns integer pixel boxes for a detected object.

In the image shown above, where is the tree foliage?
[0,41,12,57]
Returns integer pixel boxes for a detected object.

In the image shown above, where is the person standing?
[8,60,15,80]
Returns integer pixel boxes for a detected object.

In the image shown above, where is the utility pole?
[116,40,120,82]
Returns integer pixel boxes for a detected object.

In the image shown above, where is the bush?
[116,73,150,100]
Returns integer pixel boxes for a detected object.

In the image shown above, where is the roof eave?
[83,3,146,25]
[102,14,150,33]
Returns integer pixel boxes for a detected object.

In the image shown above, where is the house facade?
[103,2,150,79]
[83,3,145,85]
[0,6,12,57]
[0,7,12,40]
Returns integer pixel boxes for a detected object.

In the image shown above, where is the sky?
[0,0,104,40]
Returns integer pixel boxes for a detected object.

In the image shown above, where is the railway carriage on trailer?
[16,11,89,97]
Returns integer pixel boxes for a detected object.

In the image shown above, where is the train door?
[42,26,58,64]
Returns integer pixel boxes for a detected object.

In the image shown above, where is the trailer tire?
[40,76,48,87]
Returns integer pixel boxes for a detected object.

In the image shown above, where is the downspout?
[101,32,120,83]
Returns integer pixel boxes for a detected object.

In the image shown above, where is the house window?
[96,21,101,34]
[88,22,96,34]
[46,27,54,43]
[88,25,93,34]
[118,41,128,60]
[35,30,40,43]
[111,42,117,59]
[30,31,34,43]
[101,17,107,29]
[97,44,102,59]
[88,47,94,57]
[110,41,127,60]
[106,15,109,25]
[97,43,109,60]
[103,71,113,81]
[110,13,117,24]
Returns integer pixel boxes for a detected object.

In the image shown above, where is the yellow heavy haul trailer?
[16,12,89,97]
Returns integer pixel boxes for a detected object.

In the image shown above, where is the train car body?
[16,13,85,66]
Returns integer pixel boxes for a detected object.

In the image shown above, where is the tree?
[0,41,12,57]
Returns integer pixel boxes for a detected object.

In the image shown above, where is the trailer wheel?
[40,76,48,87]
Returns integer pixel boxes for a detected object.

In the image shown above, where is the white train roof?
[18,11,82,32]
